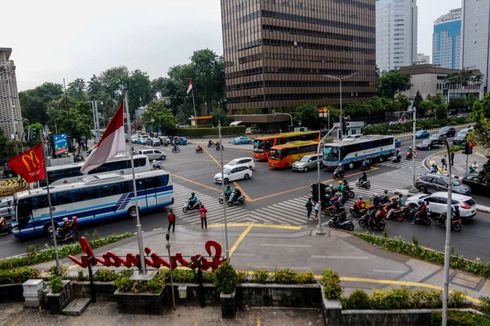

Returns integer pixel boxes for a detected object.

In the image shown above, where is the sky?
[2,0,462,91]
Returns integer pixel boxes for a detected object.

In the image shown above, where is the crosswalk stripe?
[251,208,296,225]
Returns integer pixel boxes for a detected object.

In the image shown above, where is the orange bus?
[253,131,320,161]
[268,140,320,169]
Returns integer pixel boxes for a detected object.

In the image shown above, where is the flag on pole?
[7,143,45,182]
[81,103,126,174]
[186,79,193,95]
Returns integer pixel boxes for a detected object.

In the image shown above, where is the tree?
[293,105,322,130]
[210,108,229,127]
[376,70,412,98]
[468,93,490,148]
[127,70,155,112]
[413,91,423,111]
[141,100,177,135]
[0,128,17,164]
[19,82,64,125]
[67,78,88,101]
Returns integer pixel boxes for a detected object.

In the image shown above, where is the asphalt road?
[1,127,489,262]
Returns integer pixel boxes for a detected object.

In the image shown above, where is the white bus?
[42,155,151,186]
[322,135,396,170]
[12,170,173,238]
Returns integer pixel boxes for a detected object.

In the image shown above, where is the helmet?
[191,192,195,196]
[358,196,363,200]
[409,147,412,150]
[384,190,388,194]
[63,217,69,222]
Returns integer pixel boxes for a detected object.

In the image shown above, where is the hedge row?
[0,233,133,270]
[175,126,246,137]
[354,232,490,278]
[363,117,471,135]
[0,267,40,285]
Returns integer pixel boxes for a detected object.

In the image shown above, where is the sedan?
[416,139,440,150]
[461,173,490,195]
[415,174,471,195]
[406,192,476,219]
[415,130,430,139]
[439,126,456,138]
[292,154,322,172]
[233,136,251,145]
[452,128,472,145]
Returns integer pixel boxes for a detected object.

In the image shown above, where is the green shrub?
[93,269,118,282]
[47,265,68,276]
[214,261,238,294]
[296,271,316,284]
[48,275,63,294]
[236,271,247,284]
[321,269,342,300]
[175,126,246,137]
[77,270,88,281]
[202,270,216,284]
[343,289,371,309]
[272,269,298,284]
[410,290,442,309]
[170,269,196,283]
[479,296,490,315]
[0,267,40,284]
[430,311,490,326]
[114,269,165,294]
[449,290,467,308]
[253,270,269,284]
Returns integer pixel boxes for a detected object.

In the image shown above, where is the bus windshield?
[323,146,339,161]
[253,139,271,151]
[270,149,281,160]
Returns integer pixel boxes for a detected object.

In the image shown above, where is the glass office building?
[432,9,461,70]
[221,0,376,112]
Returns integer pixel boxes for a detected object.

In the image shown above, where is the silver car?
[292,154,323,172]
[0,197,13,219]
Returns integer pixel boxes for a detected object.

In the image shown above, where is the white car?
[406,192,477,219]
[148,137,161,146]
[134,149,166,161]
[224,157,255,170]
[214,164,253,184]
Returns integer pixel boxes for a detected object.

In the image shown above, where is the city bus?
[41,155,151,186]
[268,140,320,169]
[322,135,395,170]
[253,131,321,161]
[12,170,173,239]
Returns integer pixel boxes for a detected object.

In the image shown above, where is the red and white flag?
[80,103,126,174]
[186,79,193,95]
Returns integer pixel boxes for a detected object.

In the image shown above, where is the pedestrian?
[199,205,208,229]
[313,201,320,220]
[167,209,176,233]
[305,198,313,220]
[441,155,448,170]
[450,152,455,166]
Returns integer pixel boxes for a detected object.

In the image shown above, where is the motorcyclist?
[381,190,390,204]
[371,205,386,228]
[430,163,438,174]
[331,201,347,223]
[334,164,344,178]
[58,217,72,238]
[224,185,234,200]
[411,201,429,224]
[196,145,203,152]
[208,140,214,147]
[362,159,370,169]
[173,143,179,152]
[0,216,7,229]
[188,192,198,209]
[469,162,479,173]
[337,181,345,194]
[406,147,413,159]
[357,172,368,187]
[385,195,400,220]
[230,188,242,204]
[353,196,366,213]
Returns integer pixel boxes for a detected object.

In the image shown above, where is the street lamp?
[323,72,359,139]
[271,110,293,131]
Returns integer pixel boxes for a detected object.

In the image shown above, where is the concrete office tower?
[433,8,462,69]
[0,48,23,142]
[220,0,376,112]
[462,0,490,92]
[416,53,430,64]
[376,0,418,72]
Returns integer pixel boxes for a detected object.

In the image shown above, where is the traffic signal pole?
[316,126,336,235]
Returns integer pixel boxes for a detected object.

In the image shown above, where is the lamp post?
[323,72,358,139]
[271,110,293,131]
[218,122,230,259]
[316,126,336,235]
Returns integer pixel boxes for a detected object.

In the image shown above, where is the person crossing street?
[305,198,313,220]
[199,205,208,229]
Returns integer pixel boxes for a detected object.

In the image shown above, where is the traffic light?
[463,142,473,155]
[341,117,348,135]
[311,183,327,202]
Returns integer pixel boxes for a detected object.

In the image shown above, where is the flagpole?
[191,88,197,118]
[124,91,147,274]
[40,133,61,275]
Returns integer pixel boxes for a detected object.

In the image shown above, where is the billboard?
[53,134,69,155]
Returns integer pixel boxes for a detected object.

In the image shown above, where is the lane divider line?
[172,174,222,193]
[229,224,253,257]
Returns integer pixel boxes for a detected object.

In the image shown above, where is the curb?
[393,123,472,138]
[477,205,490,214]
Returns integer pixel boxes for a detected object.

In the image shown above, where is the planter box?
[220,291,236,319]
[71,281,117,301]
[237,283,321,308]
[46,281,73,314]
[166,283,219,305]
[113,287,166,315]
[0,284,24,303]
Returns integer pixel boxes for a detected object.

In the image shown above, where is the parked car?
[406,192,477,220]
[0,197,13,219]
[415,173,471,195]
[452,127,472,145]
[158,136,171,146]
[439,126,456,138]
[415,130,430,139]
[130,135,139,144]
[395,139,402,147]
[292,154,323,172]
[148,138,161,146]
[174,137,188,145]
[134,149,166,161]
[214,164,253,184]
[245,127,261,135]
[461,173,490,195]
[224,157,255,170]
[416,138,440,150]
[232,136,251,145]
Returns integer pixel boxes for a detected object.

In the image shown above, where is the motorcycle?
[195,146,203,154]
[361,161,371,171]
[228,192,245,207]
[182,200,202,213]
[49,227,79,245]
[430,165,438,174]
[208,140,215,147]
[411,208,431,226]
[384,204,410,222]
[406,151,413,160]
[359,214,386,231]
[0,220,12,235]
[356,180,371,189]
[343,188,355,199]
[350,205,366,218]
[219,193,231,204]
[215,143,224,151]
[328,215,354,231]
[392,154,401,163]
[172,146,181,153]
[333,167,345,179]
[435,210,462,232]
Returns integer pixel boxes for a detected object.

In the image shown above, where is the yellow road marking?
[257,318,261,326]
[233,181,252,202]
[229,224,253,257]
[172,174,222,193]
[202,146,221,168]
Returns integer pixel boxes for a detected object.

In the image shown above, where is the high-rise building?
[220,0,376,112]
[432,8,462,70]
[0,48,23,142]
[376,0,418,72]
[462,0,490,92]
[416,53,430,64]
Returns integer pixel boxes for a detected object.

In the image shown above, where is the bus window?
[270,149,281,160]
[17,198,32,228]
[323,146,339,160]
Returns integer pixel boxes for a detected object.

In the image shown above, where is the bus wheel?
[128,206,139,218]
[44,223,55,236]
[379,156,384,163]
[349,163,354,170]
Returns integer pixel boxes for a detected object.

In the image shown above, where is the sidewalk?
[35,224,490,304]
[427,148,487,178]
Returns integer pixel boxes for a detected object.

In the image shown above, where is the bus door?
[15,197,35,236]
